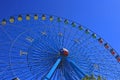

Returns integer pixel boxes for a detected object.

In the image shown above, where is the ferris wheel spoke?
[69,41,101,59]
[70,32,95,51]
[69,47,92,64]
[14,72,29,80]
[56,21,62,49]
[0,60,9,64]
[9,62,27,65]
[76,34,91,46]
[57,22,68,49]
[36,22,59,48]
[29,49,57,56]
[11,67,29,72]
[65,26,83,47]
[70,54,91,66]
[27,59,59,79]
[29,55,56,60]
[60,26,65,48]
[34,51,56,57]
[3,23,27,31]
[32,39,52,51]
[64,71,74,80]
[86,42,104,50]
[28,54,56,60]
[63,64,74,80]
[61,22,74,48]
[0,66,10,75]
[12,45,31,53]
[0,42,12,46]
[28,56,57,62]
[32,44,58,56]
[28,67,48,78]
[70,62,93,74]
[12,39,32,47]
[62,25,77,48]
[64,62,81,80]
[42,34,59,51]
[35,36,59,53]
[80,40,98,49]
[14,69,32,80]
[68,38,94,53]
[83,44,102,54]
[67,31,86,51]
[27,70,44,80]
[0,23,29,42]
[30,54,57,60]
[49,21,62,50]
[0,27,13,41]
[28,62,51,68]
[29,66,48,75]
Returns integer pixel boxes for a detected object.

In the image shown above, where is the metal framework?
[0,13,120,80]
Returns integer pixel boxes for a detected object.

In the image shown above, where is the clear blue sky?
[0,0,120,53]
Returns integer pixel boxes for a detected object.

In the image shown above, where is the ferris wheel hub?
[60,48,69,56]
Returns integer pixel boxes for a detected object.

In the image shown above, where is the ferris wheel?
[0,13,120,80]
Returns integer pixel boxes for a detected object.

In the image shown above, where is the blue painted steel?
[45,58,61,80]
[68,60,86,77]
[0,14,120,80]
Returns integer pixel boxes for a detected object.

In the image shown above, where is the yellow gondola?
[50,16,53,21]
[26,14,30,20]
[18,15,22,21]
[9,16,15,23]
[34,14,38,20]
[42,14,46,20]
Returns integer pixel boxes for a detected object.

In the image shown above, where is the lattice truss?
[0,14,120,80]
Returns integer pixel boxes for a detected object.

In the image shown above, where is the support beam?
[44,58,61,80]
[68,60,86,76]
